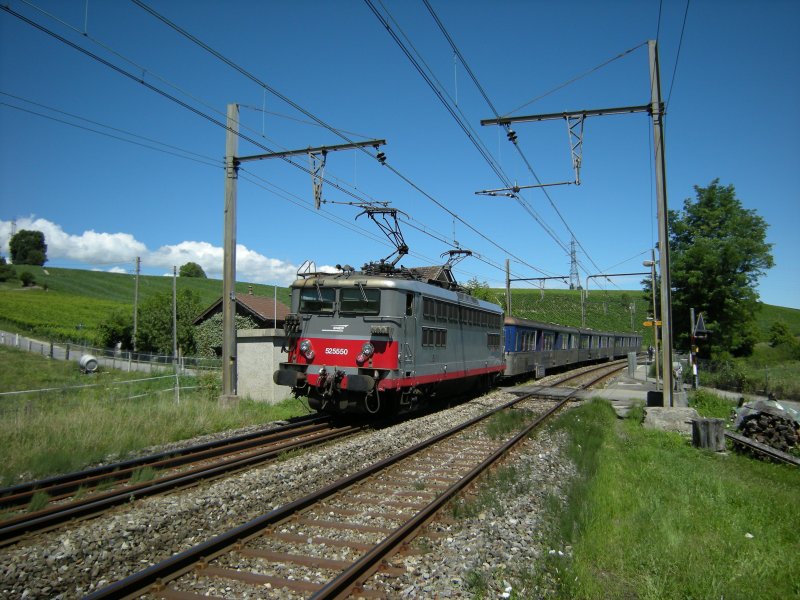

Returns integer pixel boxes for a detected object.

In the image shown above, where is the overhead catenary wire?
[665,0,691,111]
[421,0,608,279]
[4,2,555,286]
[127,0,556,280]
[0,93,221,168]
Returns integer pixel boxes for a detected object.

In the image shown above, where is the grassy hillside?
[0,265,291,345]
[755,302,800,338]
[0,265,795,349]
[1,265,290,306]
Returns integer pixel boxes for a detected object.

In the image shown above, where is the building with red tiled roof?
[193,286,291,329]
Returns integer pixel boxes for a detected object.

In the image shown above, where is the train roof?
[504,315,641,338]
[290,268,503,313]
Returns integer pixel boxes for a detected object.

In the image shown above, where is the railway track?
[86,366,617,599]
[0,415,364,546]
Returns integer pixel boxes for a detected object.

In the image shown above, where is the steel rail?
[724,430,800,467]
[0,424,360,546]
[0,413,329,503]
[84,394,537,600]
[311,397,570,599]
[86,364,623,598]
[311,365,625,597]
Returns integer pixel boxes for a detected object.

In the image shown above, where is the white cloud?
[149,240,298,284]
[1,217,146,265]
[0,217,298,285]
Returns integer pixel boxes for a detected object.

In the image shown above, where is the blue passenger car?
[503,316,641,379]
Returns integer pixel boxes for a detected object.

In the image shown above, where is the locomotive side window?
[487,332,500,348]
[300,287,335,314]
[422,327,447,347]
[340,287,380,315]
[437,301,448,322]
[406,293,414,316]
[423,297,435,321]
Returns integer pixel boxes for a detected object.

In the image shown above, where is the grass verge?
[540,399,800,599]
[0,346,311,486]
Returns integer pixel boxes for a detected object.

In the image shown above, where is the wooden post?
[692,418,726,451]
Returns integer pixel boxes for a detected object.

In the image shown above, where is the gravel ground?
[0,387,577,599]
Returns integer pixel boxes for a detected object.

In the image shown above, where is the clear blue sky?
[1,0,798,309]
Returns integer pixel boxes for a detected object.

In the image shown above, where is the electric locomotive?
[274,265,505,415]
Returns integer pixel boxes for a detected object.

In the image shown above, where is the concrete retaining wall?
[237,328,290,404]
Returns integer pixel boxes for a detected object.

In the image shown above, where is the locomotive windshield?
[340,287,380,315]
[299,287,335,314]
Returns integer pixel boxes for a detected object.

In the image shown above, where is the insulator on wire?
[506,128,518,144]
[376,152,386,165]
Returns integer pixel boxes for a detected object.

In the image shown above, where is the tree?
[179,261,207,278]
[194,312,258,358]
[668,180,774,358]
[9,230,47,265]
[0,256,14,282]
[463,276,496,302]
[136,289,203,355]
[98,308,134,350]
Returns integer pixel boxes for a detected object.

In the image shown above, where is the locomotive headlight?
[361,342,375,357]
[299,340,313,358]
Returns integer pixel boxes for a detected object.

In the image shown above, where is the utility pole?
[220,102,387,399]
[649,39,676,406]
[480,39,676,405]
[505,259,511,315]
[222,104,239,399]
[172,265,178,364]
[644,249,660,389]
[132,256,140,354]
[173,264,180,403]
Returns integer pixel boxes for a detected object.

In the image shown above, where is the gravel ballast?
[0,388,578,599]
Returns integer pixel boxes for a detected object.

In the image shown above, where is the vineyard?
[0,266,290,345]
[1,266,795,349]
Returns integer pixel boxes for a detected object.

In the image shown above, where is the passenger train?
[274,264,642,416]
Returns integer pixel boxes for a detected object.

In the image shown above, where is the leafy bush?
[707,358,750,392]
[0,256,14,282]
[19,271,36,287]
[689,389,736,419]
[194,312,258,358]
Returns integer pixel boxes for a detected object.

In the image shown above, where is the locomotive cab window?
[299,287,335,314]
[340,287,380,315]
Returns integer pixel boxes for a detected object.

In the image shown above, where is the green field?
[0,265,291,345]
[540,400,800,600]
[0,345,309,486]
[0,265,796,352]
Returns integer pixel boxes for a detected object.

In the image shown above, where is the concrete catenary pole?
[222,103,239,398]
[132,256,140,354]
[505,259,511,315]
[649,40,674,405]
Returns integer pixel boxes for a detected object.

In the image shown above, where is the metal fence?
[0,330,221,374]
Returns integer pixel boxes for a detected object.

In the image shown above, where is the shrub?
[20,271,36,287]
[0,256,14,282]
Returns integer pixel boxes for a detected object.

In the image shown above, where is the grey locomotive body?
[274,270,505,415]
